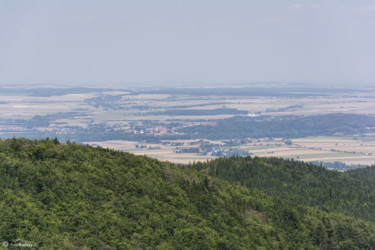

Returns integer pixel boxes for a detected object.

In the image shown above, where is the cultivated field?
[87,136,375,166]
[2,85,375,167]
[86,140,217,164]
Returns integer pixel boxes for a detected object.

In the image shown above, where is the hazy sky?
[1,0,375,87]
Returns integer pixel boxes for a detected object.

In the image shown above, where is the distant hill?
[190,156,375,223]
[1,138,375,249]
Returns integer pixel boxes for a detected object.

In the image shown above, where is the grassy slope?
[0,138,374,249]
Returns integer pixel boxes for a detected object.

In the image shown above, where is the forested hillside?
[1,138,375,249]
[190,157,375,223]
[349,165,375,180]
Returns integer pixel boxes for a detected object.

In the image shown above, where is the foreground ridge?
[0,138,374,249]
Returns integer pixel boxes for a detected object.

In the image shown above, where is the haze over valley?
[1,1,375,248]
[1,83,375,169]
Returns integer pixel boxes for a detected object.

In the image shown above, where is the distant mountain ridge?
[0,138,375,249]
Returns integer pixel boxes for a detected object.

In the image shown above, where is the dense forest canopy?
[190,156,375,223]
[0,138,375,249]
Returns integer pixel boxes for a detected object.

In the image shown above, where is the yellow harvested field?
[85,140,215,164]
[86,136,375,165]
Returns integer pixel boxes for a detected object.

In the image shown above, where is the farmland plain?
[1,83,375,168]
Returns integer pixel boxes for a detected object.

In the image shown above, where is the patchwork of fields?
[1,84,375,167]
[87,136,375,165]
